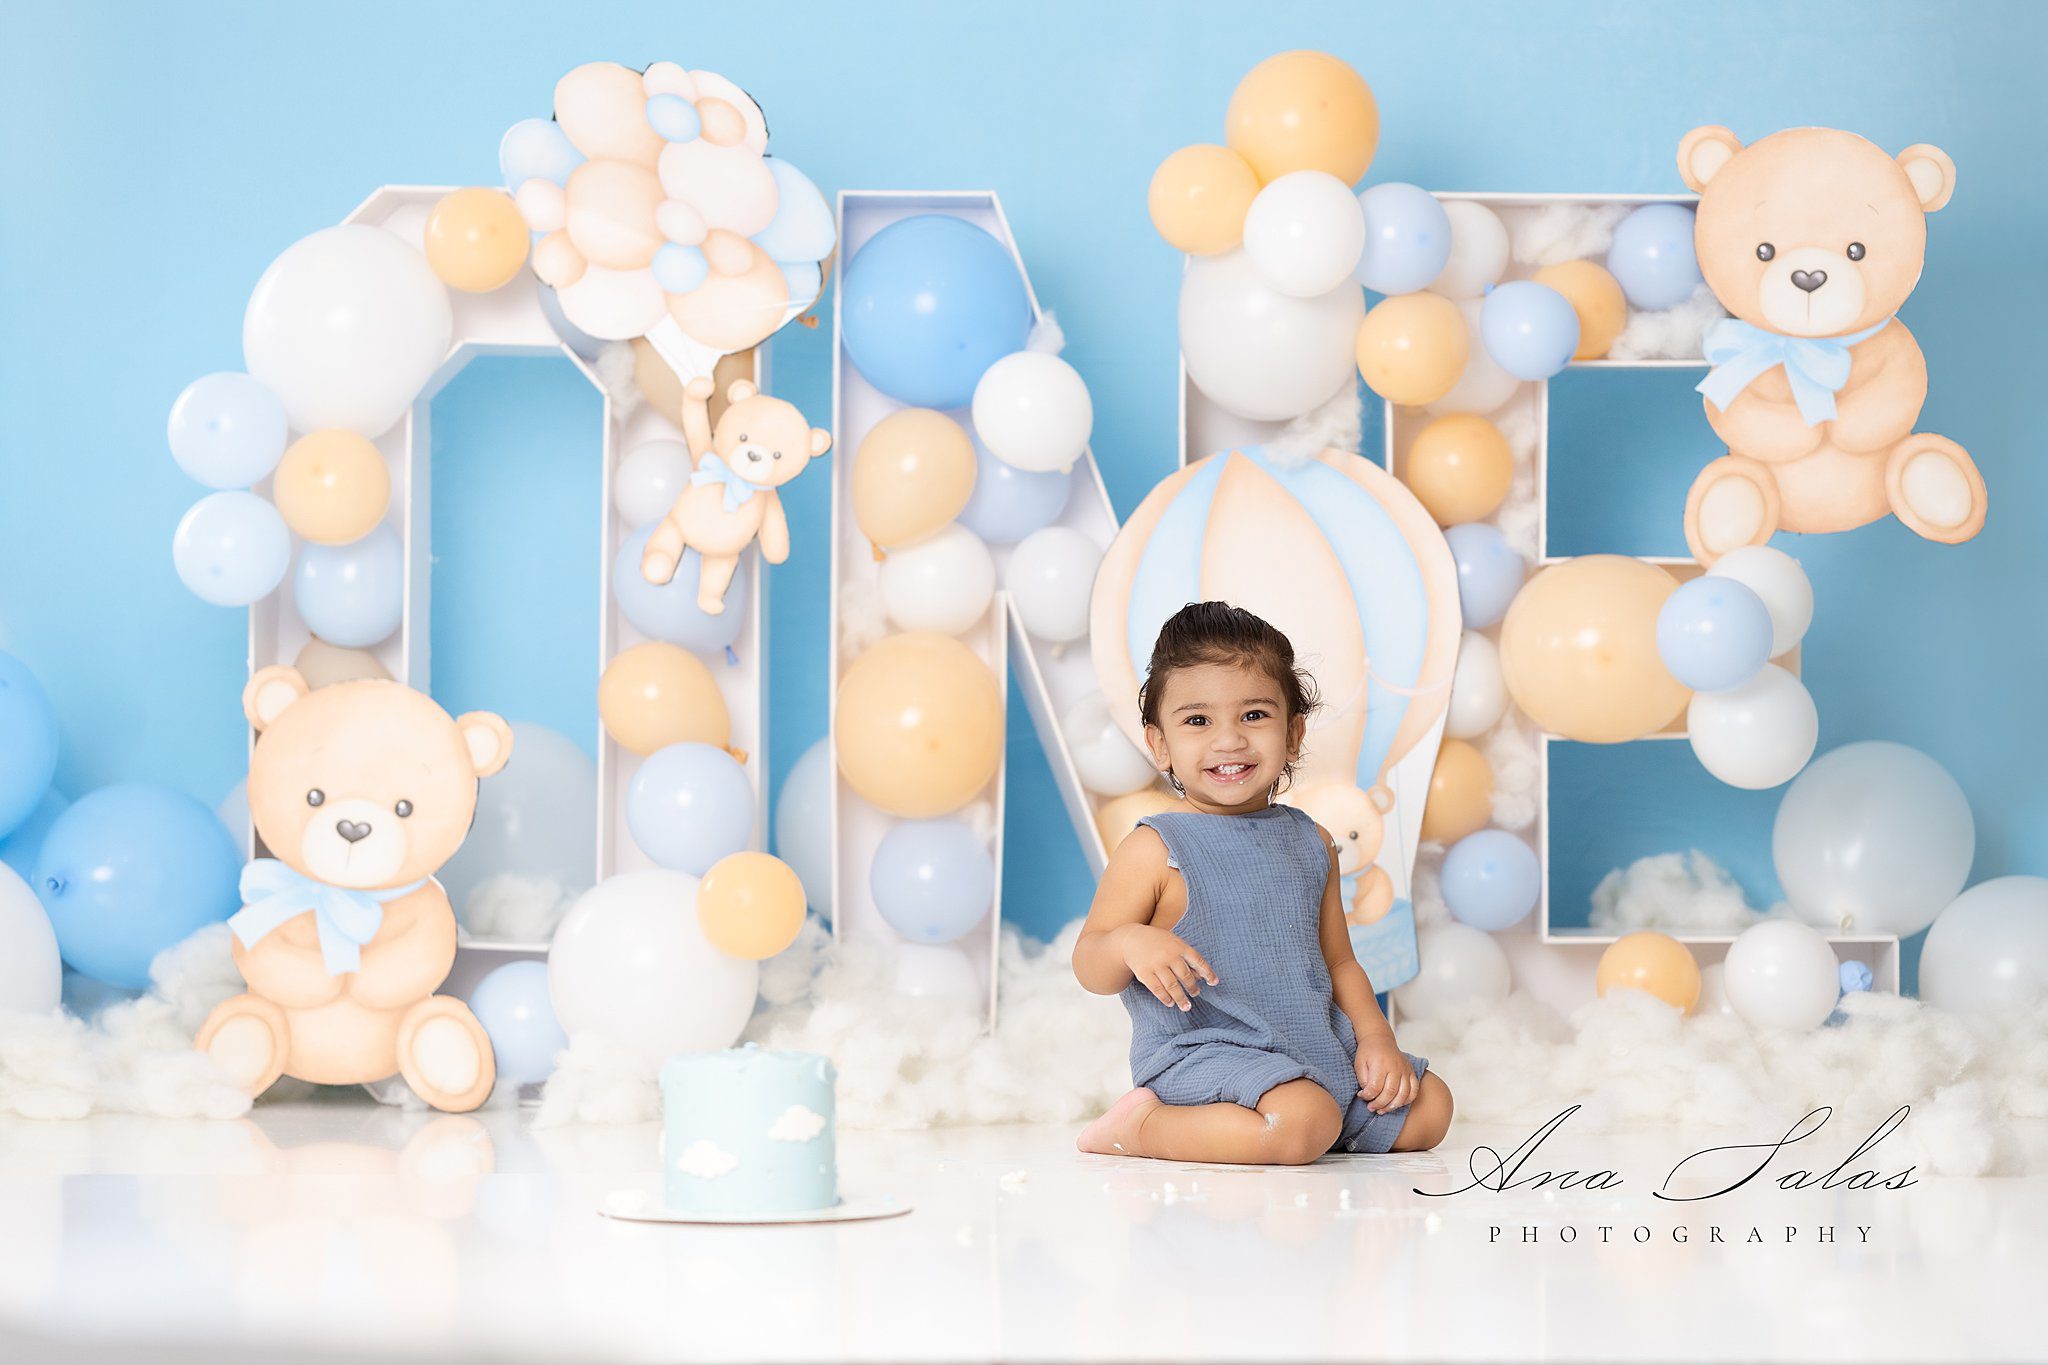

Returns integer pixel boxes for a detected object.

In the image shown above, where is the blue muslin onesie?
[1118,802,1430,1155]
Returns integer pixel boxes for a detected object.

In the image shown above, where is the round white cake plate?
[599,1186,913,1226]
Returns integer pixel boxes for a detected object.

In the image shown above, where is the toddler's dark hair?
[1138,601,1321,795]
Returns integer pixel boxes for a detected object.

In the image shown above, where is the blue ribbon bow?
[1695,316,1891,426]
[229,858,427,977]
[690,452,768,513]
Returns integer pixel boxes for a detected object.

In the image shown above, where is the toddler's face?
[1144,660,1304,815]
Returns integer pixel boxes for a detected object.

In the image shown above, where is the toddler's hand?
[1121,924,1217,1012]
[1354,1037,1417,1115]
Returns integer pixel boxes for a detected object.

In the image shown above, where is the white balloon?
[440,723,598,923]
[1445,631,1509,740]
[773,737,834,922]
[1692,961,1736,1017]
[243,224,454,438]
[893,942,982,1008]
[1706,545,1814,658]
[1722,919,1841,1032]
[1919,876,2048,1018]
[1005,526,1101,644]
[1429,201,1511,301]
[1424,298,1522,416]
[614,440,693,528]
[0,864,60,1014]
[1392,922,1512,1024]
[879,523,996,635]
[1686,664,1818,790]
[548,869,758,1065]
[1179,248,1364,422]
[1242,170,1367,299]
[1061,691,1159,797]
[970,352,1094,474]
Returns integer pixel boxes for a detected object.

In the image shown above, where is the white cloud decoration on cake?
[767,1104,827,1143]
[674,1138,740,1178]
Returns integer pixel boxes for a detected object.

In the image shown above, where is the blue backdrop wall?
[4,1,2042,992]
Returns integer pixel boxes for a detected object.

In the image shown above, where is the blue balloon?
[167,372,287,490]
[625,743,755,875]
[1353,183,1453,295]
[653,243,709,295]
[1481,280,1580,380]
[841,215,1031,408]
[470,960,567,1086]
[1443,523,1525,629]
[33,783,241,989]
[643,94,702,144]
[1606,204,1703,311]
[1655,576,1774,692]
[773,737,834,922]
[957,433,1072,544]
[0,652,59,840]
[870,819,995,944]
[0,789,68,880]
[612,526,747,653]
[1440,829,1540,932]
[778,260,823,310]
[499,118,582,190]
[536,284,605,361]
[752,159,835,265]
[174,491,292,608]
[294,523,404,648]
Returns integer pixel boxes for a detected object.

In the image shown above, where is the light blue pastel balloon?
[167,372,287,489]
[1606,203,1703,311]
[0,653,59,840]
[778,260,823,310]
[499,118,582,190]
[470,960,567,1086]
[1481,280,1580,380]
[625,742,755,875]
[644,93,702,144]
[958,434,1072,544]
[0,789,68,880]
[537,283,605,360]
[752,158,835,264]
[173,491,292,608]
[612,525,747,654]
[841,215,1031,408]
[1440,829,1540,932]
[33,783,241,989]
[293,522,404,648]
[1655,576,1774,692]
[870,818,995,944]
[653,243,710,295]
[773,737,833,922]
[1353,182,1453,295]
[1443,523,1525,629]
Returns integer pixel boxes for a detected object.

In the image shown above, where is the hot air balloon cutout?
[1090,445,1461,990]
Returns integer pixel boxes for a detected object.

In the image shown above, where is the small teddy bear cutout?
[195,668,514,1113]
[1679,124,1988,562]
[1290,781,1397,927]
[640,374,831,613]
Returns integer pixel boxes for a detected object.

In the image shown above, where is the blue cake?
[660,1043,839,1214]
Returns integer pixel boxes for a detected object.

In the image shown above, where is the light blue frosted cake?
[660,1043,839,1214]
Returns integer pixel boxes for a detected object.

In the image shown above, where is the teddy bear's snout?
[336,819,372,844]
[299,795,410,887]
[1791,269,1828,293]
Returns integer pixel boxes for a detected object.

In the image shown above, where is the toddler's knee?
[1393,1072,1453,1152]
[1256,1082,1342,1165]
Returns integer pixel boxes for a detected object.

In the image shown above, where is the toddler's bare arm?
[1071,826,1170,995]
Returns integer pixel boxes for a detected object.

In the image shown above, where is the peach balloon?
[1499,556,1691,743]
[424,188,530,293]
[666,232,790,352]
[1419,739,1494,845]
[1225,51,1380,186]
[1404,413,1513,525]
[565,160,666,271]
[1355,293,1469,406]
[697,851,806,960]
[293,637,390,689]
[599,642,732,757]
[1533,259,1629,360]
[853,409,977,554]
[553,61,665,165]
[1095,787,1180,854]
[1596,931,1702,1012]
[1148,144,1261,255]
[273,430,391,546]
[836,633,1002,818]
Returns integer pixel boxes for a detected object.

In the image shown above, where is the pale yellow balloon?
[1225,51,1380,185]
[853,410,977,554]
[836,632,1002,817]
[293,637,390,689]
[424,187,530,293]
[1499,555,1691,743]
[1405,413,1513,525]
[1533,259,1629,360]
[1095,787,1180,854]
[599,642,732,757]
[1597,931,1701,1012]
[1355,293,1468,406]
[565,159,666,271]
[1148,144,1261,255]
[1419,739,1494,845]
[273,430,391,546]
[697,851,807,960]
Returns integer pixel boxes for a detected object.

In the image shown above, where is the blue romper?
[1118,802,1430,1155]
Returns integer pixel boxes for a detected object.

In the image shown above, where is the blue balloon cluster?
[613,527,748,655]
[469,960,567,1086]
[1353,183,1452,295]
[1607,204,1703,311]
[841,215,1032,409]
[295,523,404,648]
[1440,829,1541,932]
[958,436,1072,544]
[1443,523,1526,629]
[625,742,755,875]
[1481,281,1579,381]
[1655,576,1773,692]
[870,819,995,943]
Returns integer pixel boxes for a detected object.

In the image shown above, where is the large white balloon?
[0,864,60,1014]
[1692,961,1736,1017]
[613,439,693,529]
[1005,526,1101,644]
[970,352,1094,474]
[893,942,982,1009]
[439,723,598,926]
[1179,248,1364,422]
[548,869,759,1065]
[1429,201,1511,301]
[243,224,454,438]
[1706,546,1813,658]
[1061,691,1159,797]
[1686,664,1818,790]
[1392,922,1512,1023]
[773,737,834,922]
[1722,919,1841,1032]
[1444,630,1509,740]
[1424,298,1522,416]
[1242,170,1367,299]
[1772,741,1975,936]
[1919,877,2048,1018]
[879,522,996,635]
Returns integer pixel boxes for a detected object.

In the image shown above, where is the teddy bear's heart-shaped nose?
[1791,269,1828,293]
[336,819,372,844]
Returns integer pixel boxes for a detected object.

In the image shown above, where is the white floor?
[0,1096,2041,1363]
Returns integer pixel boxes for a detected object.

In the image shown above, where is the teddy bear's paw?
[696,593,728,615]
[396,997,498,1114]
[1887,435,1986,544]
[196,994,291,1097]
[641,549,681,586]
[1684,455,1783,564]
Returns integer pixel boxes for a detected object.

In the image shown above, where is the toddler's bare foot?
[1076,1086,1161,1156]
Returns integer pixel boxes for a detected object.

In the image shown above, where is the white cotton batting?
[1269,386,1363,469]
[460,873,574,943]
[1607,284,1728,361]
[1506,202,1631,268]
[838,577,888,661]
[1025,311,1066,355]
[1590,850,1763,933]
[1481,706,1542,832]
[533,1029,660,1127]
[594,340,641,417]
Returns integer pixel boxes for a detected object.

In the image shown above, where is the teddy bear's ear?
[243,666,311,732]
[1897,143,1956,213]
[724,379,759,405]
[1677,125,1744,193]
[808,426,833,458]
[1368,783,1395,815]
[455,712,515,779]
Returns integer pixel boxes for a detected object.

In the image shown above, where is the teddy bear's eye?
[1347,829,1359,841]
[1756,242,1776,262]
[737,433,749,443]
[306,789,325,807]
[772,450,783,460]
[1847,242,1866,261]
[395,799,413,818]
